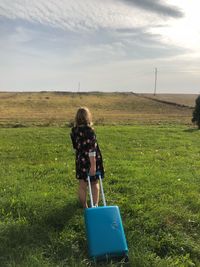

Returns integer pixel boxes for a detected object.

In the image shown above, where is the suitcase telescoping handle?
[87,172,106,208]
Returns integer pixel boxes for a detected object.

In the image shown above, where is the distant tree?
[192,95,200,129]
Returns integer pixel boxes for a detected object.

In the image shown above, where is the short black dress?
[70,125,104,181]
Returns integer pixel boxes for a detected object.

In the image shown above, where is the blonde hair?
[75,107,93,127]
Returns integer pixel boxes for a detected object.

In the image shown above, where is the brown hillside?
[0,92,193,126]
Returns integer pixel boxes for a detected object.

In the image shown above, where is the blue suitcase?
[84,174,128,260]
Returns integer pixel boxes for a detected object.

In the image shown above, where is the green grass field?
[0,126,200,267]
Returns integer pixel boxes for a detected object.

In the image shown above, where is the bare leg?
[91,180,99,206]
[78,180,88,208]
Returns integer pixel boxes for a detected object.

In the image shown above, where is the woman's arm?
[87,128,97,176]
[89,152,96,176]
[70,128,77,149]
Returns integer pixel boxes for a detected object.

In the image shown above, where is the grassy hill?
[0,92,195,127]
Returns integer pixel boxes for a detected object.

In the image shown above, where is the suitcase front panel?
[84,206,128,258]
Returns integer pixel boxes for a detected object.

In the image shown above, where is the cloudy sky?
[0,0,199,93]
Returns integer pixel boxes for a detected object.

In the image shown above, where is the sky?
[0,0,200,93]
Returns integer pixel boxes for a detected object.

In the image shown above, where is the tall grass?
[0,92,193,126]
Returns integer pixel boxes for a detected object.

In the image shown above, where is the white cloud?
[151,0,200,54]
[0,0,199,93]
[0,0,169,32]
[0,0,189,58]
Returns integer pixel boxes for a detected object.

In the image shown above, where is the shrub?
[192,95,200,129]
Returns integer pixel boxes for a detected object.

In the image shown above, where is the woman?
[70,107,104,208]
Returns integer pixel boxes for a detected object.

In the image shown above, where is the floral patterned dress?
[70,125,104,181]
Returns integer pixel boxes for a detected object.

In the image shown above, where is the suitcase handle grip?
[87,172,106,207]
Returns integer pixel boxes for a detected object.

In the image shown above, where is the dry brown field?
[143,93,198,107]
[0,92,195,126]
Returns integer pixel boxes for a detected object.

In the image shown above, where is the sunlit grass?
[0,126,200,266]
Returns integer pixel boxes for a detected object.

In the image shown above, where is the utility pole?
[78,82,80,93]
[154,67,157,96]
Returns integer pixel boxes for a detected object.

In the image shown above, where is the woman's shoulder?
[84,125,95,134]
[71,126,80,137]
[71,126,76,134]
[72,125,95,136]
